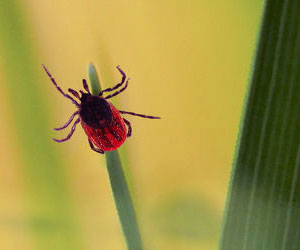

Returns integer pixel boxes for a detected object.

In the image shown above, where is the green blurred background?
[0,1,263,249]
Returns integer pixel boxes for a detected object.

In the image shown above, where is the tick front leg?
[88,139,105,154]
[99,66,126,96]
[82,79,90,93]
[42,64,80,107]
[104,78,130,99]
[123,118,132,137]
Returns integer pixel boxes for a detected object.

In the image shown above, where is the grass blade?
[88,64,143,250]
[219,0,300,249]
[0,1,82,249]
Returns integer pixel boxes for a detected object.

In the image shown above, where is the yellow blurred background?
[0,0,263,249]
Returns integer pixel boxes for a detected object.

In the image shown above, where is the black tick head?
[79,94,113,128]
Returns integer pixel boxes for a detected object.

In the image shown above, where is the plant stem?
[88,64,143,250]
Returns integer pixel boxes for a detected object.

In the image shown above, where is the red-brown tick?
[42,64,160,154]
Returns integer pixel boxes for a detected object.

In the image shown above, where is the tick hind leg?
[53,118,80,143]
[123,118,132,137]
[88,139,105,154]
[119,110,161,119]
[54,111,79,131]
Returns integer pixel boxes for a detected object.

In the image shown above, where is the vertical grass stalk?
[88,64,143,250]
[0,1,82,249]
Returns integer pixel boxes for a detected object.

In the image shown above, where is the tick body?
[80,96,127,151]
[42,64,160,154]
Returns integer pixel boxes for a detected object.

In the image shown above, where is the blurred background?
[0,0,263,249]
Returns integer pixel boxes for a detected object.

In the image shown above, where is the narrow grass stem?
[88,64,143,250]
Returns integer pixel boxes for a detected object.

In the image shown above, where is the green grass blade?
[0,1,82,250]
[219,0,300,249]
[88,64,143,250]
[88,64,102,95]
[106,151,144,250]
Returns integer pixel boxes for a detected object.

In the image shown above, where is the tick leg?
[88,139,105,154]
[99,66,126,96]
[68,88,80,99]
[104,78,130,99]
[53,118,80,143]
[42,64,80,107]
[82,79,91,93]
[119,110,161,119]
[123,118,132,137]
[54,111,79,131]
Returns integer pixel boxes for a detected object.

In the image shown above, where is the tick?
[42,64,160,154]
